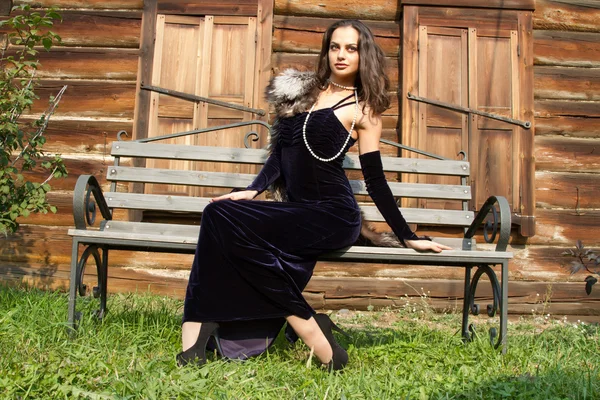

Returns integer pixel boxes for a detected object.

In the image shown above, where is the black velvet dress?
[183,97,361,359]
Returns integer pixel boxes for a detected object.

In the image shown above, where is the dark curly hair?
[316,20,391,115]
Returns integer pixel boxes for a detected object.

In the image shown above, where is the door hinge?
[517,44,520,57]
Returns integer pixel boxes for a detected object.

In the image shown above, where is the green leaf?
[42,37,53,51]
[47,12,62,21]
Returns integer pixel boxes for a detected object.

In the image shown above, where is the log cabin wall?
[1,0,599,319]
[0,0,171,294]
[528,0,600,317]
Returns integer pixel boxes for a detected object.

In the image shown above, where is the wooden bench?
[68,123,512,352]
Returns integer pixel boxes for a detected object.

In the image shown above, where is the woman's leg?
[286,315,333,364]
[181,321,202,351]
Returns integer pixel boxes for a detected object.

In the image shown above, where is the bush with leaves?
[562,240,600,295]
[0,5,67,236]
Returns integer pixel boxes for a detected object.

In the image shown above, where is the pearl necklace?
[327,79,356,91]
[303,90,359,162]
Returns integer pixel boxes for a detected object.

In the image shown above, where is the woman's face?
[328,26,360,82]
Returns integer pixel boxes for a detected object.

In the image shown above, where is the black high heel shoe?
[313,313,350,371]
[176,321,222,367]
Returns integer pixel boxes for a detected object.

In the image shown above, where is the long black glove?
[359,150,420,246]
[245,141,282,196]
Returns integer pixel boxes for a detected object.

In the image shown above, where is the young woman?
[178,19,452,371]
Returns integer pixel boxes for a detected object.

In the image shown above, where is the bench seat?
[69,224,511,263]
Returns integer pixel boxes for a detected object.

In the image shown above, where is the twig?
[9,69,36,123]
[10,84,67,167]
[32,84,68,138]
[41,166,58,186]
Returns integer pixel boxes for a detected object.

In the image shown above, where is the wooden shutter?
[145,14,260,196]
[402,5,535,235]
[128,0,272,222]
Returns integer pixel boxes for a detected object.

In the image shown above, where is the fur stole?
[262,69,321,202]
[263,69,404,247]
[265,69,321,119]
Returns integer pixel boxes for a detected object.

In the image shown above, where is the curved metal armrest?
[72,175,112,230]
[464,196,512,252]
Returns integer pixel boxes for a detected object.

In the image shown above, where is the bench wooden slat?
[111,141,268,164]
[106,192,211,212]
[104,192,474,226]
[98,220,476,250]
[106,168,471,200]
[68,228,198,245]
[324,246,512,264]
[348,181,471,200]
[103,221,199,238]
[68,226,498,258]
[344,154,470,176]
[107,167,256,188]
[336,245,510,258]
[110,142,470,175]
[359,205,473,226]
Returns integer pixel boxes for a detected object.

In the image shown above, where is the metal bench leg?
[461,266,472,342]
[500,260,508,354]
[68,239,80,334]
[94,247,109,320]
[69,243,105,332]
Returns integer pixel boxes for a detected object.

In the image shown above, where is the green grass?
[0,285,598,399]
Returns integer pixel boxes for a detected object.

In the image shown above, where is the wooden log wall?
[0,1,148,288]
[530,0,600,318]
[1,0,599,319]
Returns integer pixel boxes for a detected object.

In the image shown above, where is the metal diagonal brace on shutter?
[141,83,267,116]
[407,92,531,129]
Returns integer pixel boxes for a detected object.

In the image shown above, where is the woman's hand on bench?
[405,239,453,253]
[210,190,259,203]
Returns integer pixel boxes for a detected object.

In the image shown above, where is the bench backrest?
[106,141,474,228]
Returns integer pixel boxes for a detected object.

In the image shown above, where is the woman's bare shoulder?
[357,103,382,129]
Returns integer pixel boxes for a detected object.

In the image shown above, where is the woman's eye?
[330,44,338,50]
[348,47,357,52]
